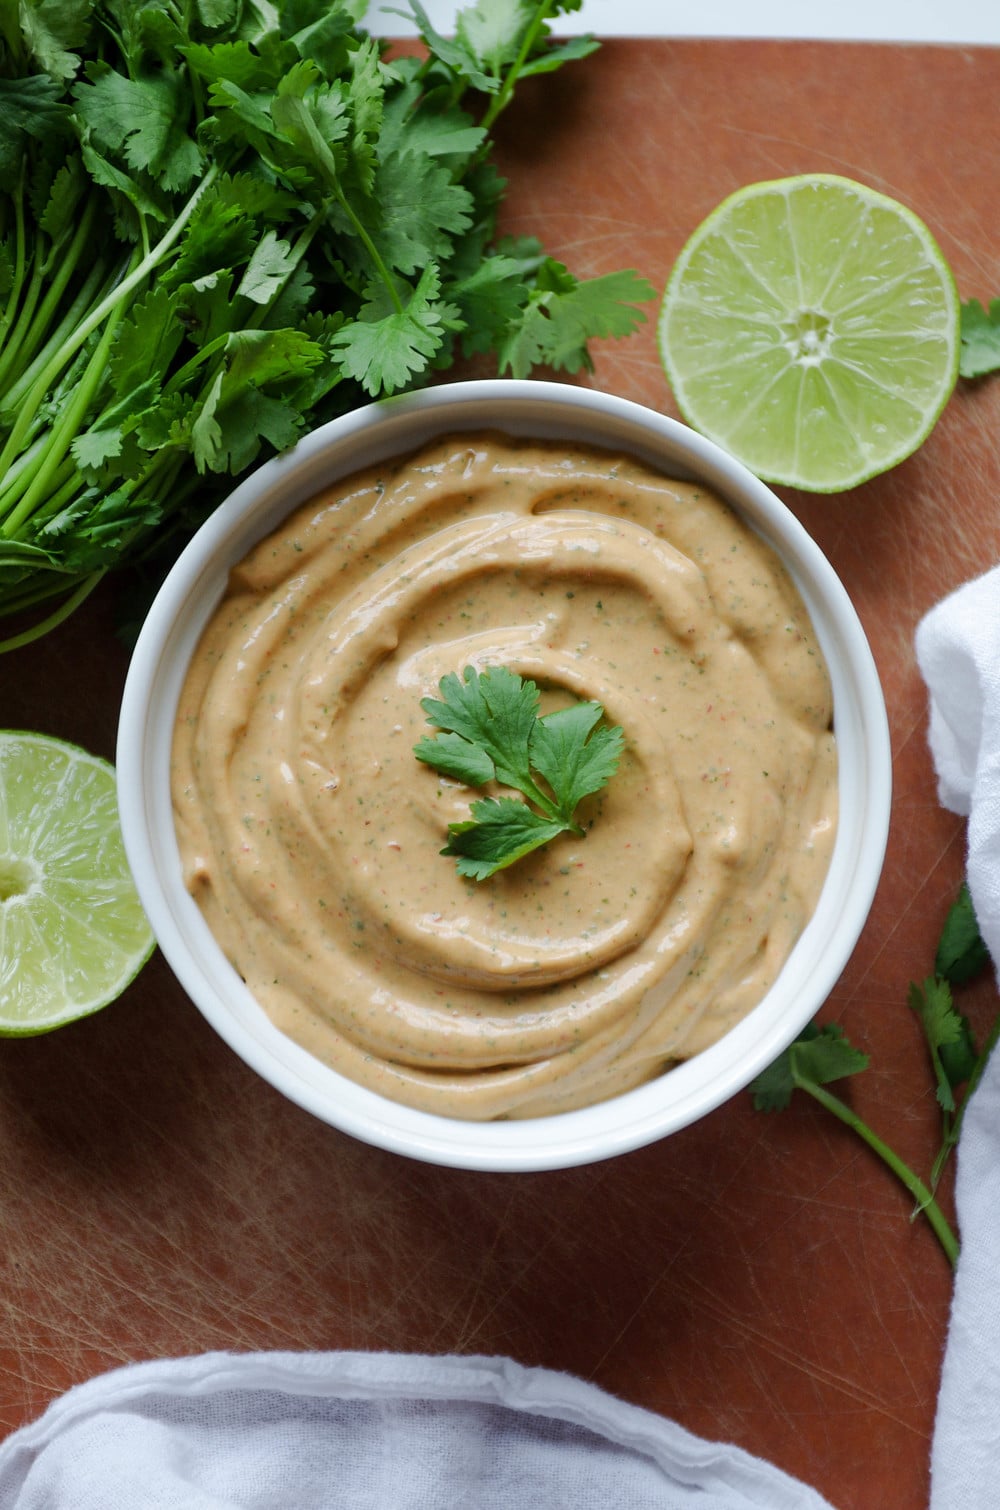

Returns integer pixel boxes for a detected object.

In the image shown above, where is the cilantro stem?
[0,569,105,654]
[0,256,110,419]
[1,457,76,526]
[0,444,187,653]
[271,92,407,316]
[1,303,122,536]
[0,203,99,394]
[333,192,405,316]
[507,768,568,825]
[0,437,50,514]
[479,2,551,133]
[0,178,26,354]
[0,237,44,394]
[0,168,218,534]
[801,1078,959,1267]
[44,166,219,376]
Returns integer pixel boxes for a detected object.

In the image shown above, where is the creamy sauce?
[171,434,838,1120]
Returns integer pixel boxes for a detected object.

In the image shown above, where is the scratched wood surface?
[3,39,1000,1509]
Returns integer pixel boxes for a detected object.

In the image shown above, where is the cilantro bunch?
[0,0,653,648]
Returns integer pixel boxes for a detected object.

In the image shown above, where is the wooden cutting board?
[3,39,1000,1509]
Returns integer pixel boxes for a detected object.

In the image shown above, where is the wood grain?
[3,39,1000,1508]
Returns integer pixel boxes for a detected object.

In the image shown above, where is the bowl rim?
[117,378,892,1172]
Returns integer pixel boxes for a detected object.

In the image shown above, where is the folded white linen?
[0,1350,835,1509]
[916,563,1000,1510]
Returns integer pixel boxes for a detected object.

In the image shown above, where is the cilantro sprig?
[413,664,624,880]
[752,882,996,1268]
[0,0,655,649]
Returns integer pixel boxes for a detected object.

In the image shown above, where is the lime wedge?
[0,731,154,1034]
[658,174,960,492]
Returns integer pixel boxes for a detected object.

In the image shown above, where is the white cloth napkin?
[0,1350,835,1509]
[916,563,1000,1510]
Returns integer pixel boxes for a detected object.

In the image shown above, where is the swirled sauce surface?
[171,434,838,1120]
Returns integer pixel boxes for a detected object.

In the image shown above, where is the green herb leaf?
[499,262,656,377]
[0,75,69,191]
[73,63,204,193]
[17,0,91,82]
[329,265,453,396]
[935,879,991,984]
[530,699,625,814]
[518,35,600,77]
[751,1022,870,1112]
[236,230,300,304]
[960,297,1000,379]
[414,664,623,879]
[394,1,498,94]
[416,664,543,798]
[108,285,185,399]
[372,151,475,277]
[908,975,978,1112]
[444,796,571,880]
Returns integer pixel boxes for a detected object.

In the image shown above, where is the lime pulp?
[658,173,961,492]
[0,730,154,1034]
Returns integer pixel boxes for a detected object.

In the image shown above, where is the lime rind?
[658,173,961,492]
[0,730,155,1035]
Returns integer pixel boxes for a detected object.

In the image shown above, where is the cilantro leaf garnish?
[413,664,624,880]
[444,797,571,882]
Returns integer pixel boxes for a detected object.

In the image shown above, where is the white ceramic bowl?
[117,379,891,1172]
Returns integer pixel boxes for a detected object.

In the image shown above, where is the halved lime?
[0,731,154,1034]
[658,174,961,492]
